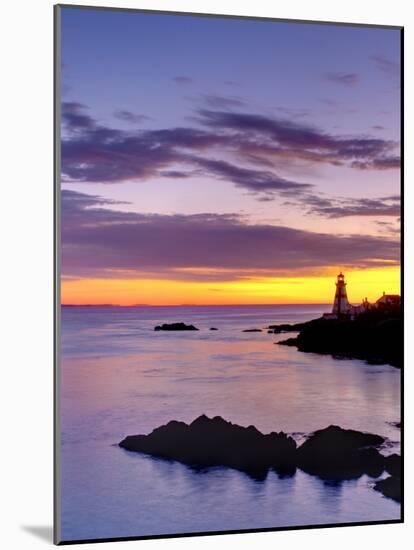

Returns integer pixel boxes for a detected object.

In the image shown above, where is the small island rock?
[154,322,199,331]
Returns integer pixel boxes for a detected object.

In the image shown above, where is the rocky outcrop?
[278,309,402,368]
[374,475,402,502]
[242,329,262,333]
[277,337,299,347]
[119,415,401,500]
[154,322,199,331]
[120,415,296,479]
[267,322,309,334]
[296,425,385,480]
[384,453,401,477]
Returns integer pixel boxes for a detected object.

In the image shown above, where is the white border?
[1,1,411,549]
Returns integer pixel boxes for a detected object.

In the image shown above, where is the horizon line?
[61,302,332,308]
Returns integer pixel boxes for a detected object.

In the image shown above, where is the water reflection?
[60,305,400,541]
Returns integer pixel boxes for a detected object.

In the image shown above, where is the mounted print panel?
[54,4,403,545]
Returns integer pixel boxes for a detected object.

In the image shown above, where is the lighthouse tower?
[332,272,350,316]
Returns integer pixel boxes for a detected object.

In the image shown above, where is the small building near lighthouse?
[376,292,401,308]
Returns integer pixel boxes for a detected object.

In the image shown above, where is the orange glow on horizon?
[61,266,400,306]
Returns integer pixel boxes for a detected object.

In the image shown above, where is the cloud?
[324,72,359,87]
[375,220,400,235]
[61,190,400,281]
[173,75,193,85]
[61,102,312,195]
[201,94,245,109]
[195,109,398,168]
[160,170,193,179]
[297,193,400,218]
[61,102,400,201]
[275,106,310,119]
[352,156,400,170]
[189,156,312,194]
[61,189,131,222]
[61,102,95,130]
[61,111,222,183]
[113,110,152,124]
[372,55,400,79]
[61,188,127,209]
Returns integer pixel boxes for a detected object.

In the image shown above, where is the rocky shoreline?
[271,307,402,368]
[119,415,401,502]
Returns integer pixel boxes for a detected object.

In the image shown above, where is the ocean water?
[59,304,401,541]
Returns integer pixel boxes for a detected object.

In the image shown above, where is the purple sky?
[60,7,401,285]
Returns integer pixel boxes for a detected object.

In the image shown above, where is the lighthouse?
[332,272,350,316]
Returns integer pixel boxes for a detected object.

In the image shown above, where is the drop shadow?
[21,525,54,543]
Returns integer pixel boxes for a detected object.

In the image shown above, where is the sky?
[59,7,401,305]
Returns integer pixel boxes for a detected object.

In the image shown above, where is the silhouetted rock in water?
[278,308,402,368]
[154,322,199,331]
[296,425,386,480]
[209,327,218,331]
[374,453,401,502]
[267,322,309,334]
[384,453,401,477]
[374,476,401,502]
[119,416,398,491]
[242,329,262,333]
[278,337,299,347]
[119,415,297,478]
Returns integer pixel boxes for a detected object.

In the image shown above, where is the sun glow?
[61,266,400,306]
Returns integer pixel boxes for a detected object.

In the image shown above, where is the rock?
[209,327,218,331]
[119,416,395,491]
[278,310,402,368]
[154,322,199,331]
[296,425,386,480]
[242,329,262,333]
[278,337,299,347]
[119,415,297,479]
[384,453,401,477]
[268,322,308,334]
[374,475,401,502]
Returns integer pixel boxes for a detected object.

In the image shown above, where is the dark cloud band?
[61,102,400,198]
[61,190,400,281]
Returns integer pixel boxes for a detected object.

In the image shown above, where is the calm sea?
[59,304,401,541]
